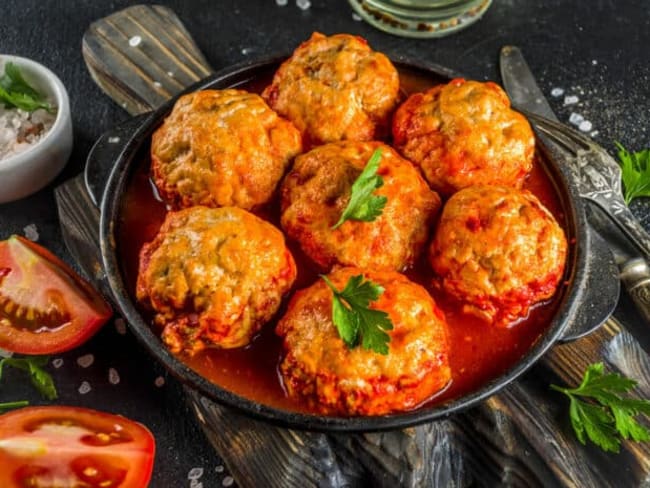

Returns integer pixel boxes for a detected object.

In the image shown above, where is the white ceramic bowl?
[0,55,72,204]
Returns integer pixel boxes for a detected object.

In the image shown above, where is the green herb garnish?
[331,148,387,229]
[551,362,650,453]
[0,400,29,413]
[0,356,57,401]
[0,62,53,113]
[321,274,393,355]
[616,142,650,205]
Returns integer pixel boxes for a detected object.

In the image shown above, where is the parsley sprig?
[0,356,57,411]
[0,62,53,113]
[331,148,387,229]
[321,274,393,355]
[551,362,650,453]
[616,142,650,205]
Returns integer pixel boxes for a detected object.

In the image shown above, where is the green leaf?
[0,356,57,400]
[0,62,52,112]
[321,274,393,355]
[332,148,387,229]
[552,362,650,453]
[0,400,29,413]
[616,142,650,205]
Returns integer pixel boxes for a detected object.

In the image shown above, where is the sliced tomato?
[0,235,112,354]
[0,406,155,488]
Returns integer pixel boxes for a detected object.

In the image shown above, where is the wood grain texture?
[77,6,650,487]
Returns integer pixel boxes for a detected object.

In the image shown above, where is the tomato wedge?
[0,406,155,488]
[0,235,112,354]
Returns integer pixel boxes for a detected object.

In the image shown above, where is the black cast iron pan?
[87,51,619,432]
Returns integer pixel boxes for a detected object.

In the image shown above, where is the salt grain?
[167,71,175,77]
[578,120,593,132]
[568,113,584,125]
[592,59,598,65]
[352,13,362,21]
[215,465,225,473]
[188,467,204,480]
[153,81,162,88]
[129,36,142,47]
[590,130,599,137]
[108,367,120,385]
[115,318,127,335]
[296,0,311,10]
[276,0,288,5]
[222,476,234,487]
[190,482,203,488]
[78,381,92,394]
[52,358,64,368]
[23,224,39,242]
[563,95,579,105]
[108,136,120,144]
[77,354,94,368]
[154,376,165,387]
[550,88,564,97]
[241,47,254,55]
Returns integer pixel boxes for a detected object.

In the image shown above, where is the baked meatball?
[151,89,302,210]
[276,267,451,416]
[429,186,567,326]
[136,206,297,354]
[393,79,535,195]
[280,141,441,271]
[262,33,400,146]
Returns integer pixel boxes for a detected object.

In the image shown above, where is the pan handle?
[559,226,620,342]
[82,5,215,115]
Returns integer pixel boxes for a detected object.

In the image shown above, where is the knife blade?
[500,45,650,324]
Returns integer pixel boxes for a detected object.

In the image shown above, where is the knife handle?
[620,258,650,324]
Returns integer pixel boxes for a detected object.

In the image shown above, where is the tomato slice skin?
[0,406,155,488]
[0,235,112,354]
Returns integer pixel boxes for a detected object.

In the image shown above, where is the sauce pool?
[117,67,568,414]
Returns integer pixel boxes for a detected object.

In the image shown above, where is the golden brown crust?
[262,33,400,146]
[280,141,441,271]
[151,89,302,210]
[393,79,535,195]
[136,206,297,354]
[429,186,567,326]
[276,267,451,415]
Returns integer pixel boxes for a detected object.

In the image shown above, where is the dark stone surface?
[0,1,648,486]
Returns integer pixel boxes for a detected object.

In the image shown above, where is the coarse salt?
[52,358,64,368]
[154,376,165,387]
[23,224,39,241]
[0,105,56,161]
[276,0,288,5]
[563,95,579,105]
[77,354,95,368]
[352,13,362,21]
[568,113,584,125]
[108,367,120,385]
[188,467,204,480]
[215,466,225,473]
[222,476,234,487]
[129,36,142,47]
[296,0,311,10]
[78,381,92,394]
[550,88,564,97]
[578,120,593,132]
[108,136,120,143]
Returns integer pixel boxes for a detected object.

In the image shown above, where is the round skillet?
[96,55,618,432]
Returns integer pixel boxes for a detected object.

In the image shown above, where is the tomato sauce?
[117,67,568,414]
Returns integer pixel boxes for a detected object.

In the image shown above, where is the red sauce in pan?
[117,68,568,414]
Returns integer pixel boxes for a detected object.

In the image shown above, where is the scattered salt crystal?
[222,476,234,487]
[188,467,204,480]
[129,35,142,47]
[108,136,120,144]
[78,381,91,394]
[352,13,362,21]
[52,358,64,368]
[23,224,39,242]
[550,87,564,97]
[578,120,593,132]
[296,0,311,10]
[215,466,225,473]
[167,71,175,77]
[568,113,584,125]
[590,130,599,137]
[276,0,288,4]
[190,481,203,488]
[108,367,120,385]
[115,318,127,335]
[241,47,254,55]
[77,354,94,368]
[154,376,165,387]
[153,81,162,88]
[592,59,598,65]
[563,95,579,105]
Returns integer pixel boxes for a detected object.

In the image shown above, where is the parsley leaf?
[616,142,650,205]
[321,274,393,355]
[0,62,53,113]
[331,148,388,229]
[551,362,650,453]
[0,356,57,400]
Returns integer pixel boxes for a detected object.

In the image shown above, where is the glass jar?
[348,0,492,38]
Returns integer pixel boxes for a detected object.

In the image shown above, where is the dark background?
[1,1,649,486]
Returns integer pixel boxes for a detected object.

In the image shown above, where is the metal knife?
[500,45,650,324]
